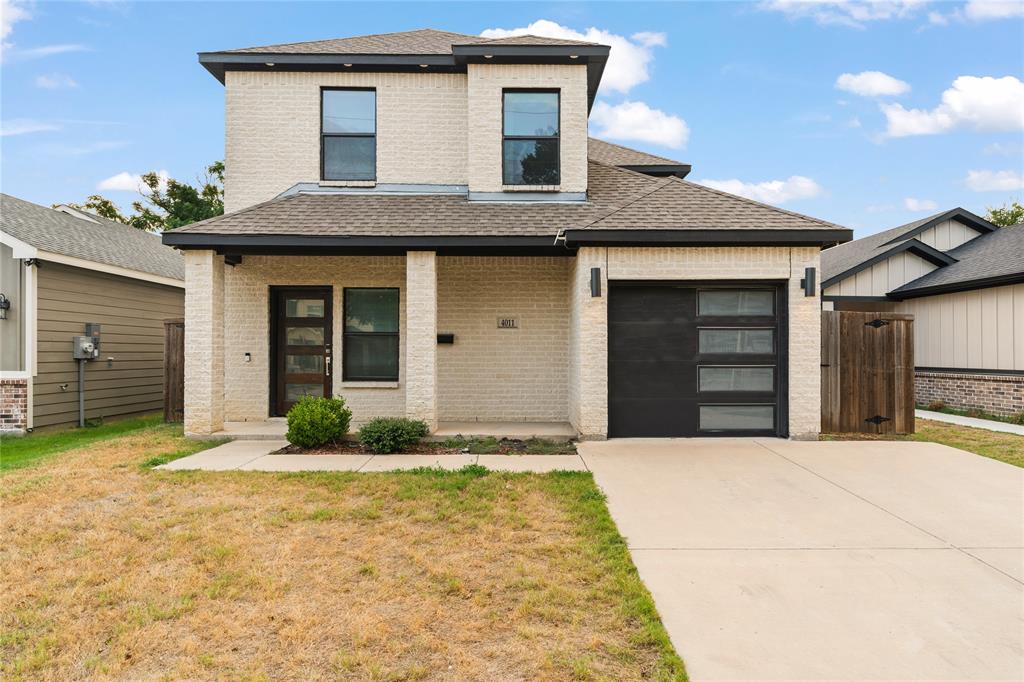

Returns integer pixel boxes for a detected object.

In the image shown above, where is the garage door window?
[698,328,774,354]
[699,404,775,431]
[699,366,774,392]
[698,290,774,316]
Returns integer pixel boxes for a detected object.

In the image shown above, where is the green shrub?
[358,417,429,454]
[285,396,352,448]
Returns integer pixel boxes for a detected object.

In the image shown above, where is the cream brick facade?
[438,256,570,422]
[184,250,225,436]
[221,255,407,426]
[224,71,469,212]
[466,63,589,194]
[568,246,823,439]
[405,252,438,429]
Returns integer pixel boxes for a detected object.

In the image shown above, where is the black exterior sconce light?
[590,267,602,297]
[800,267,816,297]
[0,293,10,320]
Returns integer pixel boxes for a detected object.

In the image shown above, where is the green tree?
[985,200,1024,227]
[64,161,224,232]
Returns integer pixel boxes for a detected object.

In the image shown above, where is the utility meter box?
[73,335,100,360]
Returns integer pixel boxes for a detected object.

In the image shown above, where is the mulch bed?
[273,439,574,456]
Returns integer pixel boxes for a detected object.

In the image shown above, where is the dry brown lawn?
[1,425,685,681]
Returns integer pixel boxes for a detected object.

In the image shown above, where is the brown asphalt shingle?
[587,138,683,167]
[173,159,844,239]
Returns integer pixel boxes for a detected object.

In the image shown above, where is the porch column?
[405,251,438,430]
[184,250,225,436]
[569,247,608,439]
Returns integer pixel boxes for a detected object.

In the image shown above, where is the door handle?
[325,354,331,378]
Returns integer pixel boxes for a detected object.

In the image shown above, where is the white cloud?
[1,0,29,47]
[0,118,60,136]
[759,0,929,27]
[480,19,665,94]
[35,73,78,89]
[904,197,938,211]
[98,170,169,192]
[847,116,863,128]
[836,71,910,97]
[927,10,950,24]
[963,0,1024,20]
[881,75,1024,136]
[589,100,690,149]
[14,43,89,60]
[965,169,1024,191]
[697,175,823,204]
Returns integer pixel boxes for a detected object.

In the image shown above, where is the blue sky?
[1,0,1022,237]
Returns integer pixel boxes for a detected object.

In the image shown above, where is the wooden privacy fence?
[821,311,915,434]
[164,319,185,423]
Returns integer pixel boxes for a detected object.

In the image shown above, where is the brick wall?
[184,251,224,436]
[916,370,1024,418]
[224,71,469,212]
[0,378,28,433]
[437,256,570,422]
[466,63,589,194]
[222,255,408,427]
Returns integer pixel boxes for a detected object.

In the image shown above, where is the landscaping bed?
[273,436,578,456]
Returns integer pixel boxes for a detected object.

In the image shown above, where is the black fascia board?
[198,52,460,83]
[880,207,998,247]
[888,272,1024,300]
[618,164,692,179]
[820,238,957,290]
[563,228,852,247]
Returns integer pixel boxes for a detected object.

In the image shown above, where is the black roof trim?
[888,272,1024,300]
[822,295,891,302]
[917,366,1024,377]
[162,232,569,256]
[821,238,957,290]
[880,207,998,247]
[618,164,692,179]
[563,228,851,247]
[199,44,610,111]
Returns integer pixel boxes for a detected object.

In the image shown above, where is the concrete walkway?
[917,408,1024,435]
[158,439,587,472]
[578,438,1024,681]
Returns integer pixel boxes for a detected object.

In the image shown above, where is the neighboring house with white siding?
[163,28,852,441]
[821,208,1023,417]
[0,194,185,432]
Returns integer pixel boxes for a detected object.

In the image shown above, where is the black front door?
[271,287,332,416]
[608,283,785,438]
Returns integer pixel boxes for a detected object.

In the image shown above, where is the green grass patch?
[1,414,164,473]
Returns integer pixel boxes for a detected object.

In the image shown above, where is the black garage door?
[608,283,787,438]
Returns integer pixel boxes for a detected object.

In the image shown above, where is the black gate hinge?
[865,415,891,425]
[865,319,890,328]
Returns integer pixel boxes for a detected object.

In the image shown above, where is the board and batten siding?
[824,251,938,298]
[915,219,983,252]
[34,262,184,428]
[894,283,1024,371]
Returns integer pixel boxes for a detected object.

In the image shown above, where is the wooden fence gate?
[164,319,185,423]
[821,311,915,434]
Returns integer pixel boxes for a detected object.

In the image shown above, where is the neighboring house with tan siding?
[0,194,184,432]
[822,208,1024,417]
[163,28,851,440]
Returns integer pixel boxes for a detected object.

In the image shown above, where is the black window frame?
[320,87,377,182]
[501,88,561,186]
[342,287,399,382]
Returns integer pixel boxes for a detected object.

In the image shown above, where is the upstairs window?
[502,90,559,186]
[322,88,376,181]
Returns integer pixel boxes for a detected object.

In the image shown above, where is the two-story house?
[164,28,851,440]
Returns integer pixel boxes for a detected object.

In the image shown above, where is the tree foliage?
[64,161,224,232]
[985,200,1024,227]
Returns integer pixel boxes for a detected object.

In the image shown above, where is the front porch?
[209,419,577,442]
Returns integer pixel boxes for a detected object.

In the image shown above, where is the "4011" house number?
[497,317,519,329]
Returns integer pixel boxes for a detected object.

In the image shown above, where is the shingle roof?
[587,138,683,167]
[171,157,845,241]
[820,208,995,283]
[0,194,184,281]
[222,28,601,55]
[891,223,1024,295]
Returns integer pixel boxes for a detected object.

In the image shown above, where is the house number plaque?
[497,317,519,329]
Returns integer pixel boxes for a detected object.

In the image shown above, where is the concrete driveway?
[578,439,1024,681]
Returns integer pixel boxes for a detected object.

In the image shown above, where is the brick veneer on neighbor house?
[0,378,28,433]
[916,370,1024,418]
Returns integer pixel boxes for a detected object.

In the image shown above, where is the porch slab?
[211,420,287,440]
[432,421,576,440]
